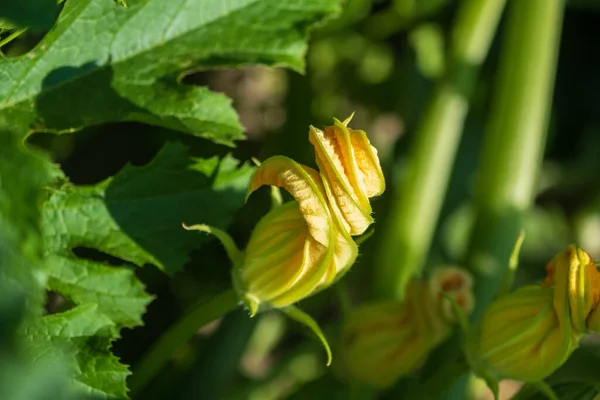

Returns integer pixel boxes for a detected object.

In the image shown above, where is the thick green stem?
[129,289,239,396]
[440,0,564,398]
[375,0,506,299]
[468,0,565,322]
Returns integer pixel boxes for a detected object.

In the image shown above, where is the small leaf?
[42,142,254,274]
[45,254,152,327]
[22,305,129,398]
[282,305,332,366]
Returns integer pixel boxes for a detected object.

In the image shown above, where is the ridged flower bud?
[308,114,385,235]
[339,267,474,388]
[240,156,358,313]
[476,245,600,382]
[186,116,384,316]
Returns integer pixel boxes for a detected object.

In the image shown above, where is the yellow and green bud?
[309,114,385,235]
[185,115,384,316]
[476,245,600,382]
[241,156,358,313]
[338,267,474,388]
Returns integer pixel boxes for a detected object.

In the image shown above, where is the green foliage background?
[1,0,599,399]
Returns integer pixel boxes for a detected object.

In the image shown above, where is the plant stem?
[180,308,257,399]
[374,0,506,299]
[129,289,239,396]
[0,28,27,49]
[467,0,565,322]
[441,0,564,398]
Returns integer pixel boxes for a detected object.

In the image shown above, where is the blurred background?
[6,0,600,398]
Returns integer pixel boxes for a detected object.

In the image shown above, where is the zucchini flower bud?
[339,267,473,388]
[309,114,385,235]
[476,245,600,382]
[241,155,358,313]
[184,115,384,365]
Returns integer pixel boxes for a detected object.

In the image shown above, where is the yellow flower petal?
[308,116,384,236]
[543,245,600,334]
[248,155,333,247]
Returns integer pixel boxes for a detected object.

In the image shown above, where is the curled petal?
[248,155,332,247]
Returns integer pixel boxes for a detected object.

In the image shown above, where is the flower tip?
[342,112,355,126]
[250,157,261,167]
[244,294,259,317]
[182,222,210,233]
[244,186,256,204]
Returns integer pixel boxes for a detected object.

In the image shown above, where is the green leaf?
[22,304,129,398]
[0,129,87,400]
[0,18,16,30]
[42,141,254,274]
[0,286,81,400]
[0,0,58,31]
[45,254,152,328]
[0,128,51,317]
[0,0,341,145]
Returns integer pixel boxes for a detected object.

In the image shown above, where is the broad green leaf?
[0,0,58,31]
[23,304,129,399]
[42,141,254,274]
[0,0,341,145]
[45,254,152,328]
[0,128,51,317]
[0,130,87,400]
[0,284,83,400]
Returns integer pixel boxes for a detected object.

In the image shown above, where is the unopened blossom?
[186,115,384,315]
[240,156,358,313]
[309,114,385,235]
[339,267,474,388]
[477,245,600,382]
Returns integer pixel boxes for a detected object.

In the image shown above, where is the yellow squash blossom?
[339,267,474,388]
[476,245,600,382]
[309,114,385,235]
[241,156,358,312]
[185,115,384,316]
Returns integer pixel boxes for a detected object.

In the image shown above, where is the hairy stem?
[129,289,239,396]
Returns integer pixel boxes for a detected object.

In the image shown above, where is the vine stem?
[0,28,27,49]
[129,289,240,396]
[374,0,507,300]
[441,0,565,398]
[467,0,565,322]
